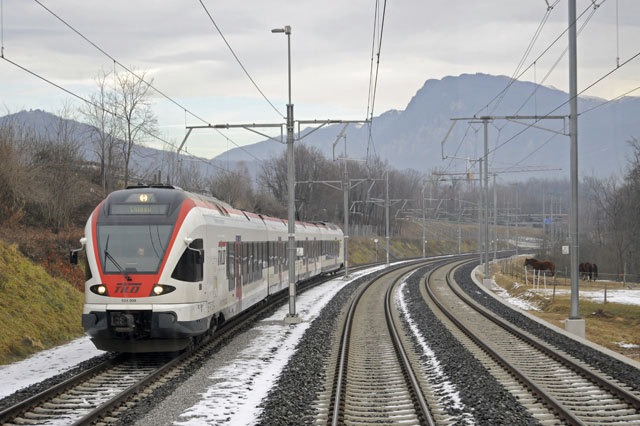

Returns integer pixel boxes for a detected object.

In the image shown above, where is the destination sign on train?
[110,204,169,215]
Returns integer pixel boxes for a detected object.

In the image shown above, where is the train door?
[278,237,283,285]
[235,239,242,300]
[305,238,309,274]
[313,238,317,273]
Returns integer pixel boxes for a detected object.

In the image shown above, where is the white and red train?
[77,185,344,352]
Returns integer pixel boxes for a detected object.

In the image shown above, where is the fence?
[499,256,639,289]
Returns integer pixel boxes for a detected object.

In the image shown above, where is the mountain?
[3,74,638,181]
[214,73,640,178]
[0,109,216,182]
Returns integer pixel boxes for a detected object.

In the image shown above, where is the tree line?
[2,66,637,281]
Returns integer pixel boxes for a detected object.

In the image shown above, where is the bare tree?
[29,103,85,231]
[209,163,254,210]
[80,70,121,195]
[113,69,157,188]
[0,113,32,224]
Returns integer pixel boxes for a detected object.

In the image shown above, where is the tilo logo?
[114,282,142,294]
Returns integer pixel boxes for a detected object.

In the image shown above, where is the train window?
[171,238,204,282]
[283,242,288,266]
[218,249,225,265]
[227,243,235,282]
[253,242,257,273]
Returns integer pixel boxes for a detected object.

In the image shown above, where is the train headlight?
[149,284,176,297]
[90,284,109,296]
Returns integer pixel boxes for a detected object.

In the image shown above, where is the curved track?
[0,265,365,426]
[327,261,436,426]
[426,260,640,425]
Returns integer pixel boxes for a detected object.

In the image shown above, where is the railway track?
[0,263,382,426]
[426,260,640,425]
[322,261,436,426]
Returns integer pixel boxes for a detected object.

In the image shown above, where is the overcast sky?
[1,0,638,158]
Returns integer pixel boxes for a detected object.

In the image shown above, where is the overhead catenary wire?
[514,132,559,166]
[197,0,284,120]
[365,0,387,163]
[512,4,600,116]
[474,0,601,117]
[365,0,380,162]
[368,0,387,123]
[365,0,379,128]
[579,83,640,116]
[616,0,620,67]
[32,0,264,164]
[0,55,245,179]
[489,0,560,115]
[487,47,640,157]
[1,0,4,58]
[32,0,213,128]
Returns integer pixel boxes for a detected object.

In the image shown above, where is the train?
[73,185,344,352]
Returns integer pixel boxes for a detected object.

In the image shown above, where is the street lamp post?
[272,25,300,324]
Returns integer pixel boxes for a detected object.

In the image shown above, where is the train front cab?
[81,188,213,353]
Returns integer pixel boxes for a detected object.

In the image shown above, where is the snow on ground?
[532,288,640,306]
[616,341,640,349]
[174,264,388,426]
[396,276,474,425]
[490,281,541,311]
[0,336,105,399]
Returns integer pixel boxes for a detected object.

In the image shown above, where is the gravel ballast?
[401,265,539,425]
[256,267,392,425]
[454,262,640,393]
[0,352,114,413]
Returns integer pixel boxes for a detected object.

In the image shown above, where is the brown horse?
[580,262,598,281]
[524,258,556,276]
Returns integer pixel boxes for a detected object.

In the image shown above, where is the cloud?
[1,0,639,159]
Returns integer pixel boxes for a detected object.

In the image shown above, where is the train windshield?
[97,225,173,274]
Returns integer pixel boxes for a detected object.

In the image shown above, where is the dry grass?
[491,262,640,362]
[0,240,85,365]
[349,237,476,265]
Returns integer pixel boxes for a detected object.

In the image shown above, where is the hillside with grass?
[0,240,85,365]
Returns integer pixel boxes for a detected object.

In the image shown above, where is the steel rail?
[445,262,640,411]
[330,259,444,426]
[385,272,436,426]
[73,265,356,425]
[0,354,125,423]
[0,255,478,425]
[330,262,389,426]
[426,260,585,425]
[2,263,350,425]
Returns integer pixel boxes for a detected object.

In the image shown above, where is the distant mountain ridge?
[214,73,640,178]
[0,109,221,182]
[2,74,639,180]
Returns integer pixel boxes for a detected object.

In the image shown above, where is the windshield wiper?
[104,234,132,282]
[105,250,132,281]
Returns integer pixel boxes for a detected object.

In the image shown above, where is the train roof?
[116,185,342,233]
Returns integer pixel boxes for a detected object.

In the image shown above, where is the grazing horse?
[524,258,556,277]
[580,262,596,281]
